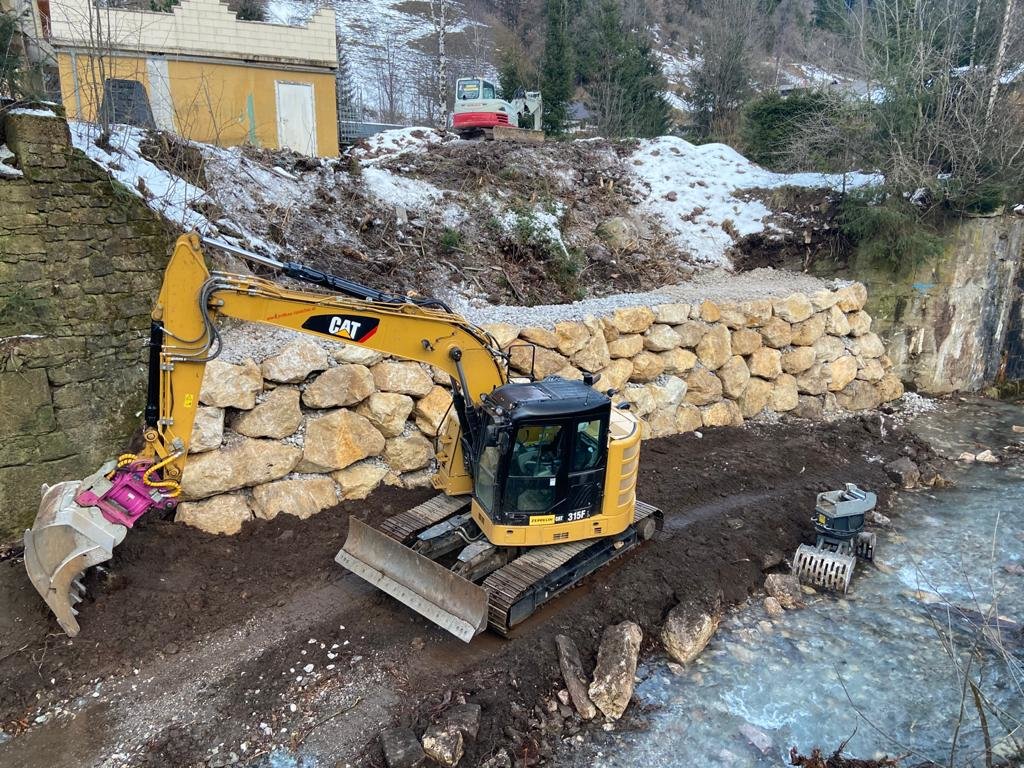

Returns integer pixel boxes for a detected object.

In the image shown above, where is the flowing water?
[570,398,1024,768]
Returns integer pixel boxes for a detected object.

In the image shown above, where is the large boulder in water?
[661,603,721,665]
[588,621,642,720]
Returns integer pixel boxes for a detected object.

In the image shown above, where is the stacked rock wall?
[177,282,903,534]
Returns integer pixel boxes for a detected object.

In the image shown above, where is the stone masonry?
[0,110,171,541]
[177,284,903,535]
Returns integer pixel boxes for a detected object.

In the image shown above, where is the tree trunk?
[986,0,1017,128]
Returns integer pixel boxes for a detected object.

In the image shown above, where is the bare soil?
[0,415,935,767]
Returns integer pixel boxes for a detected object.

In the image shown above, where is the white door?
[275,81,317,156]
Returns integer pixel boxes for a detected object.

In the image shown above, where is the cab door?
[564,417,607,522]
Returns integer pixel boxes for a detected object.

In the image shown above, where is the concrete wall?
[0,110,171,541]
[174,287,904,535]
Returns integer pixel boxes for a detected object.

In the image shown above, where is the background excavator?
[25,234,660,642]
[452,76,544,143]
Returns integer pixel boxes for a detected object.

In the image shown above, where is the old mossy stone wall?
[0,111,171,541]
[176,284,904,536]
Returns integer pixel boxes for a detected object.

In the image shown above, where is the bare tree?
[430,0,448,129]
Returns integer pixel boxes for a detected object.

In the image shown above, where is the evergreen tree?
[541,0,573,134]
[499,46,526,101]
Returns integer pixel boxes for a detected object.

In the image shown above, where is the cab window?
[457,79,481,100]
[482,80,496,99]
[572,419,603,472]
[504,424,563,513]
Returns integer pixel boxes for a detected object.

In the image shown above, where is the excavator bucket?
[335,517,489,643]
[24,481,127,636]
[792,543,856,594]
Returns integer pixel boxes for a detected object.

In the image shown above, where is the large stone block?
[180,438,301,500]
[356,392,415,438]
[747,347,782,379]
[251,476,338,520]
[730,328,762,356]
[588,621,642,721]
[685,366,723,406]
[718,355,750,399]
[791,313,826,346]
[571,327,611,373]
[825,305,850,336]
[825,355,859,392]
[332,460,390,500]
[835,282,868,312]
[415,385,453,436]
[696,324,732,370]
[303,364,375,408]
[233,386,302,439]
[738,377,773,417]
[629,351,665,383]
[781,346,816,375]
[836,379,882,411]
[701,400,743,427]
[372,361,434,396]
[0,367,55,438]
[851,332,885,359]
[510,343,569,378]
[758,317,793,349]
[660,347,697,376]
[610,307,655,334]
[654,303,690,325]
[643,324,682,352]
[480,322,519,348]
[300,409,385,472]
[519,326,560,349]
[384,433,434,472]
[175,492,253,535]
[597,358,633,391]
[608,334,643,359]
[674,319,710,348]
[332,345,384,366]
[189,406,225,454]
[554,321,590,356]
[199,358,263,409]
[770,374,799,411]
[772,293,813,323]
[261,338,330,383]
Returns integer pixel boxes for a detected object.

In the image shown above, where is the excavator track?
[380,494,471,542]
[483,501,662,635]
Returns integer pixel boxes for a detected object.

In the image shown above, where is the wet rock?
[251,476,338,521]
[885,457,920,489]
[175,492,253,535]
[554,634,597,720]
[302,364,375,408]
[414,386,453,437]
[588,621,642,721]
[380,727,425,768]
[199,358,262,409]
[372,361,434,397]
[976,449,1000,464]
[421,723,464,767]
[261,338,329,383]
[190,406,224,453]
[181,439,301,499]
[444,703,482,740]
[661,603,721,665]
[299,409,385,472]
[765,574,803,610]
[958,452,977,463]
[356,392,415,438]
[739,723,773,755]
[233,386,302,438]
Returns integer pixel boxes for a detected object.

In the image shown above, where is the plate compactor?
[791,483,877,593]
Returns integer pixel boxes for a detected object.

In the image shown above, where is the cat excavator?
[24,234,660,642]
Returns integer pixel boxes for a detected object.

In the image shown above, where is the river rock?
[199,358,263,409]
[748,347,782,379]
[261,338,329,383]
[414,386,453,436]
[356,392,415,438]
[520,326,559,349]
[610,307,655,334]
[673,320,710,348]
[684,366,723,406]
[825,355,858,392]
[655,303,690,325]
[675,404,704,432]
[764,596,784,618]
[739,723,774,755]
[790,313,826,346]
[555,634,597,720]
[510,344,568,378]
[718,355,750,399]
[421,723,463,767]
[481,322,519,349]
[372,361,434,396]
[738,377,773,418]
[380,727,425,768]
[772,293,813,323]
[588,621,642,721]
[825,304,851,335]
[303,364,375,408]
[696,324,732,370]
[175,492,252,535]
[765,574,803,609]
[730,328,762,356]
[660,347,697,375]
[598,359,633,391]
[181,439,301,500]
[699,300,721,323]
[332,345,384,366]
[629,351,665,383]
[759,317,793,348]
[976,449,999,463]
[661,603,721,665]
[300,409,385,472]
[644,324,683,352]
[554,322,591,356]
[770,374,799,411]
[251,476,338,520]
[608,334,643,359]
[233,386,302,438]
[781,346,816,375]
[385,433,434,472]
[884,456,917,487]
[190,406,224,453]
[701,400,743,427]
[332,460,389,500]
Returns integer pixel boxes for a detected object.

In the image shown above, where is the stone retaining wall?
[177,283,904,534]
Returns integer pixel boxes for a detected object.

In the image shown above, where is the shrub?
[740,91,831,170]
[838,190,945,273]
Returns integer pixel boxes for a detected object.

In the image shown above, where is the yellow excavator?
[25,234,660,642]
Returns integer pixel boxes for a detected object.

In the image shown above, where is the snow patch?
[6,107,58,117]
[361,166,444,210]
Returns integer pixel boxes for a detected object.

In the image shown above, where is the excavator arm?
[25,233,508,636]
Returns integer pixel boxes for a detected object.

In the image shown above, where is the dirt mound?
[0,415,936,767]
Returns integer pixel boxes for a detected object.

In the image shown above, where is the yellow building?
[44,0,339,156]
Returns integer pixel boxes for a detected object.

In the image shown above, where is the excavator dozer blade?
[24,481,127,637]
[491,125,544,143]
[335,517,489,643]
[792,543,856,594]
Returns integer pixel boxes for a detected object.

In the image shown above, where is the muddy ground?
[0,415,934,767]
